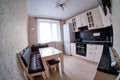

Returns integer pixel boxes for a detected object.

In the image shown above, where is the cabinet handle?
[110,17,112,22]
[95,46,97,49]
[89,52,92,54]
[89,49,93,50]
[81,23,83,26]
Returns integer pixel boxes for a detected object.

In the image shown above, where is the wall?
[112,0,120,56]
[0,0,28,80]
[28,17,38,45]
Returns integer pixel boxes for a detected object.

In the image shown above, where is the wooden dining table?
[39,47,64,78]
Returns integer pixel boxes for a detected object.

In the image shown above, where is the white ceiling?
[26,0,99,20]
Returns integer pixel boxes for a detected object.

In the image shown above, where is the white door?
[63,24,70,42]
[64,43,71,55]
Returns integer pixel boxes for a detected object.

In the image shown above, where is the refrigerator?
[63,23,75,55]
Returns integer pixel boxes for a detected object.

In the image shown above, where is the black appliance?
[74,26,88,57]
[75,26,88,42]
[76,43,86,56]
[78,25,117,75]
[80,25,113,46]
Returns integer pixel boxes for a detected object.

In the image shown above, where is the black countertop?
[74,40,112,46]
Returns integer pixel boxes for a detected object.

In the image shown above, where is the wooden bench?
[17,46,46,80]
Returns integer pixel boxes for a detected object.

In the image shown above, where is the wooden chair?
[17,51,46,80]
[47,59,60,72]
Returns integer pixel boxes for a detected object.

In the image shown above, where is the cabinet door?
[81,12,88,26]
[92,7,103,28]
[76,14,82,28]
[72,18,77,32]
[94,45,103,63]
[71,43,76,55]
[76,13,88,28]
[87,44,103,63]
[66,18,72,24]
[87,44,96,61]
[86,7,103,30]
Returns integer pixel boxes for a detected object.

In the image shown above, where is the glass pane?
[89,24,91,27]
[88,17,90,23]
[89,12,92,15]
[92,23,94,27]
[87,13,89,16]
[90,16,93,22]
[39,22,51,43]
[52,23,57,41]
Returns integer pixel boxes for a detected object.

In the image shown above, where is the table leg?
[60,53,64,72]
[41,58,50,78]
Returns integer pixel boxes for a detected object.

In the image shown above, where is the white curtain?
[37,19,61,43]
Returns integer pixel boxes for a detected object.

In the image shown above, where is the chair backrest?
[17,52,27,73]
[31,43,48,52]
[21,47,32,67]
[17,46,32,72]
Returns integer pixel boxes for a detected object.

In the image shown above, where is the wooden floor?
[35,55,116,80]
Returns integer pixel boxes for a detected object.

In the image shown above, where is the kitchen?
[63,4,119,80]
[0,0,120,80]
[26,0,120,79]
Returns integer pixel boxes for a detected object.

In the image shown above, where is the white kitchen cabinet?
[80,12,88,26]
[66,18,72,24]
[66,6,108,30]
[75,13,88,29]
[87,44,96,61]
[71,43,76,55]
[76,14,82,29]
[98,6,112,27]
[87,44,103,63]
[94,45,103,62]
[86,7,103,30]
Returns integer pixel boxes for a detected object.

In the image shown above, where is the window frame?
[37,19,61,43]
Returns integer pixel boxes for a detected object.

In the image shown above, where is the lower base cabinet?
[71,43,76,55]
[70,43,103,63]
[87,44,103,63]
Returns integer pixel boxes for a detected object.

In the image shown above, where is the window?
[37,19,61,43]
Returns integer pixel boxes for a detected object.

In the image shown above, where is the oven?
[76,43,86,56]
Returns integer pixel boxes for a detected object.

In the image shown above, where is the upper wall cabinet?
[76,13,88,28]
[80,12,88,27]
[76,14,82,28]
[66,6,112,31]
[71,17,77,32]
[66,18,76,32]
[66,18,73,24]
[86,7,103,30]
[98,6,112,27]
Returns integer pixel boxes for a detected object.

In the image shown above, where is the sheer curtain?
[37,19,61,43]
